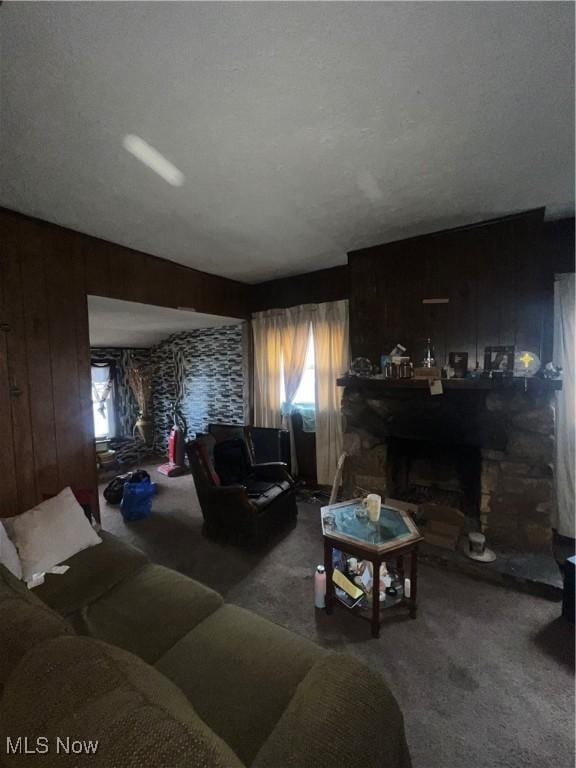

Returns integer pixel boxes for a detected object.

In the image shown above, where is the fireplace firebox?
[386,437,481,517]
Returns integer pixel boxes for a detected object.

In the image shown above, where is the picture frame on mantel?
[483,345,515,375]
[448,352,468,378]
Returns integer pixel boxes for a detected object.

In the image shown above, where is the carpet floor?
[99,464,575,768]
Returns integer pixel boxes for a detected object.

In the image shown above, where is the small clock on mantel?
[349,357,374,377]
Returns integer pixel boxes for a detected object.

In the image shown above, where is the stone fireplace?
[339,377,559,551]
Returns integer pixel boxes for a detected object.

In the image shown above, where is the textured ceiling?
[88,296,242,348]
[1,2,574,283]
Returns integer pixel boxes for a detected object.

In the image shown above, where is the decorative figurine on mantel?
[414,339,442,381]
[514,350,540,377]
[422,338,436,368]
[541,361,563,379]
[448,352,468,379]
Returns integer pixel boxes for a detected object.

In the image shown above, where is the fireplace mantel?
[337,375,562,394]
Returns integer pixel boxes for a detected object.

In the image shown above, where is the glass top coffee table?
[321,499,423,637]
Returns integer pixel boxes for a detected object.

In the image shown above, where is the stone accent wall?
[151,324,247,453]
[480,391,555,550]
[341,384,556,552]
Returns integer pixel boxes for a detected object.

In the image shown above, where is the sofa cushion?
[3,486,102,580]
[0,635,244,768]
[70,563,223,664]
[34,530,148,616]
[214,438,253,486]
[0,521,22,579]
[252,653,412,768]
[0,564,73,694]
[155,603,324,765]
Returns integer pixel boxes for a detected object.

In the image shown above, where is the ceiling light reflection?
[123,134,184,187]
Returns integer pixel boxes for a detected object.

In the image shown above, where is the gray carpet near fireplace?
[99,464,574,768]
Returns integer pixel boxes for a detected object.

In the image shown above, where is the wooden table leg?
[397,554,404,586]
[409,545,418,619]
[324,538,334,615]
[371,558,380,638]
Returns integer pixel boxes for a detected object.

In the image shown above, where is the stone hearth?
[339,378,558,551]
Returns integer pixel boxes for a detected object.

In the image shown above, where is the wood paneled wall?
[0,208,249,519]
[543,217,575,274]
[250,265,349,312]
[348,209,555,368]
[0,205,571,520]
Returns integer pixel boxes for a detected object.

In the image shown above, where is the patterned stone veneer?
[151,324,246,454]
[341,385,556,552]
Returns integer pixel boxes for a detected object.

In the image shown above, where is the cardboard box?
[414,366,442,380]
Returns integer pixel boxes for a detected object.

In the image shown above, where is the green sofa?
[0,531,411,767]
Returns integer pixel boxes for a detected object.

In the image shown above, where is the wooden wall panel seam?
[0,243,19,513]
[4,246,39,511]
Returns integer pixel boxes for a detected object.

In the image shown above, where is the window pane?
[92,365,112,439]
[292,329,315,405]
[93,402,110,438]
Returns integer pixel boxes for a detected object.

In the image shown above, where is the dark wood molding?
[337,374,562,392]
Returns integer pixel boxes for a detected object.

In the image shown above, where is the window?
[292,328,315,405]
[280,326,315,406]
[91,365,114,439]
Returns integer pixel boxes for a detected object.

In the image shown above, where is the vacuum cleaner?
[157,409,188,477]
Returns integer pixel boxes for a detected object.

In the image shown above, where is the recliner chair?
[186,434,297,545]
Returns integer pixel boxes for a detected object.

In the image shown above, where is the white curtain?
[252,310,283,428]
[281,306,312,408]
[253,305,312,429]
[553,273,575,538]
[252,300,350,483]
[312,299,349,485]
[281,306,312,475]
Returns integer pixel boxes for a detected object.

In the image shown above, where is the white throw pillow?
[0,520,23,579]
[3,487,101,580]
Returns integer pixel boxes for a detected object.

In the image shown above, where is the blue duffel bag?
[121,478,156,522]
